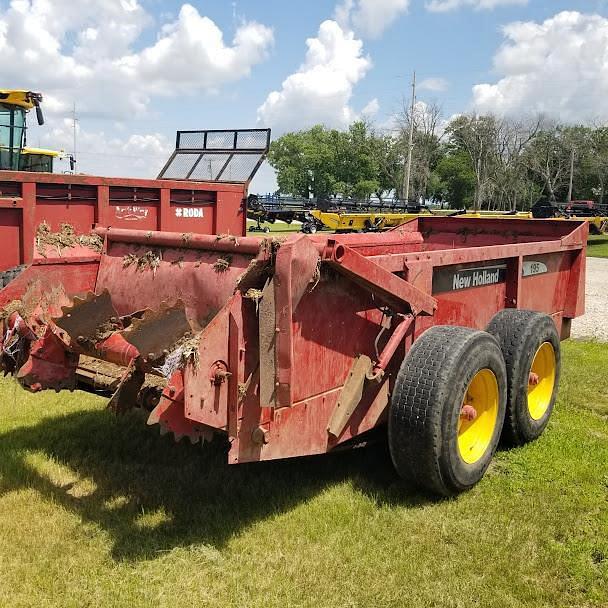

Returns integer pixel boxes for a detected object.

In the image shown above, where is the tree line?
[267,108,608,210]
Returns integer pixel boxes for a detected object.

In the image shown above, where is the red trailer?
[0,129,270,275]
[0,215,586,495]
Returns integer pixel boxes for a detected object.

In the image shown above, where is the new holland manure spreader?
[0,166,587,494]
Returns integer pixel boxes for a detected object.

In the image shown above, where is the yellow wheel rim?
[458,369,499,465]
[527,342,556,421]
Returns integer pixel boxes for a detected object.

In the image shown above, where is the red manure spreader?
[0,205,586,495]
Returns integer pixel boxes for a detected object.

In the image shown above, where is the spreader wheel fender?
[486,310,561,446]
[389,326,507,496]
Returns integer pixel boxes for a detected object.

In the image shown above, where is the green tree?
[268,122,392,200]
[433,150,476,208]
[267,126,338,198]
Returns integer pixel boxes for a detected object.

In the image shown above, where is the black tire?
[389,326,507,496]
[486,310,561,445]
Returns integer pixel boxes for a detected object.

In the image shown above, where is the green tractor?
[0,90,61,172]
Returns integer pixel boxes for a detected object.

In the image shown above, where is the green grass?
[0,341,606,607]
[587,235,608,258]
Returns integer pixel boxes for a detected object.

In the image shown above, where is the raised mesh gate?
[157,129,271,183]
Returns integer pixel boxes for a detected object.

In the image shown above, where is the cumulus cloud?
[0,1,274,118]
[256,20,372,133]
[0,1,273,177]
[418,77,449,92]
[38,119,172,177]
[120,5,274,97]
[426,0,527,12]
[472,11,608,123]
[335,0,409,38]
[361,98,380,116]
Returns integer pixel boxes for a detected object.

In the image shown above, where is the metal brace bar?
[325,243,437,316]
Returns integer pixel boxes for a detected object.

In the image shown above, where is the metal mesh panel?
[236,130,269,149]
[205,131,236,150]
[189,153,231,181]
[177,132,205,149]
[156,153,200,180]
[220,155,261,182]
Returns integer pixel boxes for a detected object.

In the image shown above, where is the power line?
[403,70,416,202]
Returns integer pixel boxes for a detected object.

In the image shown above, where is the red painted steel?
[0,208,22,268]
[0,171,248,271]
[372,315,415,376]
[0,217,588,467]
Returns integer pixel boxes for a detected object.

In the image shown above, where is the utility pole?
[403,70,416,203]
[567,147,575,202]
[71,102,78,173]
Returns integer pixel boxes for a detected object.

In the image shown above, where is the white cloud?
[0,1,273,178]
[38,119,172,178]
[120,5,274,98]
[335,0,409,38]
[362,98,380,116]
[0,1,274,119]
[418,77,449,92]
[256,20,371,133]
[426,0,527,12]
[472,11,608,123]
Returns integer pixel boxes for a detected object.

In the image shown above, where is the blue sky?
[1,0,608,191]
[155,0,608,129]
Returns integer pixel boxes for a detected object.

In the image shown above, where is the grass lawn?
[0,340,606,607]
[587,235,608,258]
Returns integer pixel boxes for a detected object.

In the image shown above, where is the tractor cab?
[19,147,60,173]
[0,90,47,171]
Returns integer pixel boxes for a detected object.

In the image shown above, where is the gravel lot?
[571,256,608,341]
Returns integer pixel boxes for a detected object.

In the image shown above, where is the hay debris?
[215,233,239,246]
[260,236,286,258]
[181,232,193,244]
[244,288,263,302]
[122,250,161,275]
[0,299,24,321]
[309,258,322,292]
[213,255,232,273]
[35,222,103,257]
[175,333,200,369]
[244,288,263,313]
[122,253,138,268]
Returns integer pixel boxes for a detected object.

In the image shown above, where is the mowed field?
[0,340,606,607]
[588,235,608,258]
